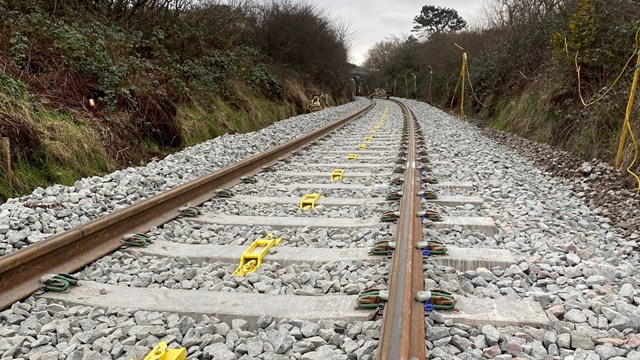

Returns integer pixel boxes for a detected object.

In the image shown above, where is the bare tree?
[363,37,403,71]
[248,0,349,84]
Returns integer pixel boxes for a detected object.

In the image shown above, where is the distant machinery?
[307,95,324,113]
[369,88,388,99]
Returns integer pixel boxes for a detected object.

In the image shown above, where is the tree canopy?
[412,5,467,37]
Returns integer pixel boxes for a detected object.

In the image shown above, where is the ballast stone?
[203,342,236,360]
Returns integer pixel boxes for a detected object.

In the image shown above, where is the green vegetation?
[412,5,467,37]
[364,0,640,169]
[177,91,298,147]
[0,0,353,201]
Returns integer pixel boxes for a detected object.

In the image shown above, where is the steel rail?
[0,101,375,310]
[376,100,425,359]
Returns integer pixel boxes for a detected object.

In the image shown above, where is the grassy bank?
[0,74,335,202]
[0,1,353,202]
[488,78,630,163]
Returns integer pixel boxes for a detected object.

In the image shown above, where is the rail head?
[0,100,375,310]
[376,99,425,360]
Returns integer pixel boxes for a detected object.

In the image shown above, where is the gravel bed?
[430,166,477,182]
[386,201,484,218]
[316,129,401,139]
[152,221,393,248]
[286,157,398,165]
[419,183,477,198]
[402,98,639,359]
[301,145,401,153]
[313,125,400,143]
[422,228,498,248]
[482,126,640,237]
[200,200,392,218]
[233,183,390,198]
[0,98,373,257]
[272,163,391,172]
[74,251,388,296]
[243,172,393,186]
[301,151,398,157]
[0,299,381,359]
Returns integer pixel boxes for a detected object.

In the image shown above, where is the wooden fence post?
[1,137,13,187]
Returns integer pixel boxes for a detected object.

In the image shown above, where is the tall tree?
[412,5,467,37]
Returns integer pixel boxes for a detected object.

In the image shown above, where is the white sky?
[322,1,486,65]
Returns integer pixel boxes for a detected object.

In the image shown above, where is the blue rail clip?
[424,300,434,312]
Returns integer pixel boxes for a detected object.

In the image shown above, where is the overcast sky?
[323,1,486,65]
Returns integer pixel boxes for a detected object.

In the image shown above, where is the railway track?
[2,97,630,359]
[1,98,436,358]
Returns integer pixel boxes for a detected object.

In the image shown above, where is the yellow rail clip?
[346,153,358,161]
[233,234,283,276]
[364,136,373,142]
[369,130,376,135]
[137,342,186,360]
[331,169,345,181]
[299,193,321,210]
[359,143,367,151]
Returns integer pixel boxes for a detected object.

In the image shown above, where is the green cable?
[429,291,456,310]
[357,290,384,309]
[42,274,79,292]
[422,192,438,200]
[123,234,151,247]
[424,211,441,221]
[44,278,69,292]
[427,241,447,255]
[54,274,78,286]
[380,211,399,222]
[179,207,201,217]
[386,192,402,201]
[214,189,234,198]
[369,241,393,255]
[241,177,258,184]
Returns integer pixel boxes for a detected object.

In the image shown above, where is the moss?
[0,159,46,199]
[0,105,115,200]
[490,99,517,131]
[488,78,637,167]
[177,85,298,146]
[31,109,114,176]
[490,88,557,143]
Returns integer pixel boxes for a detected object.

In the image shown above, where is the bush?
[248,1,350,87]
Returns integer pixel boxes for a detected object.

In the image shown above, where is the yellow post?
[614,51,640,169]
[412,73,417,100]
[460,52,467,119]
[404,75,408,98]
[454,43,467,119]
[428,66,433,104]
